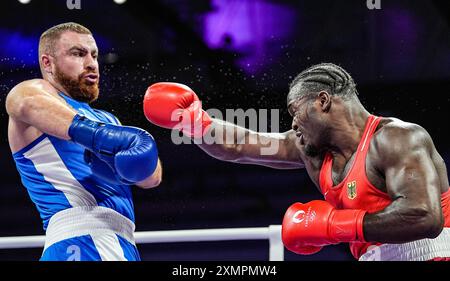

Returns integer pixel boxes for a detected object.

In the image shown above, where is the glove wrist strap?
[330,209,367,243]
[68,114,103,151]
[181,108,212,139]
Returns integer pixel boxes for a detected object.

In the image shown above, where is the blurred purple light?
[382,8,421,78]
[385,8,418,45]
[203,0,296,74]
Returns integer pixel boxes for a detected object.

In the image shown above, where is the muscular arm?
[6,79,76,141]
[7,79,161,188]
[363,124,444,243]
[197,119,305,169]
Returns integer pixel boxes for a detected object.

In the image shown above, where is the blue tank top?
[12,93,135,230]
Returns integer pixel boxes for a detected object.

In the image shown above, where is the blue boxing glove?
[68,114,158,184]
[84,150,131,185]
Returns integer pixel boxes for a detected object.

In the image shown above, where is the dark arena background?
[0,0,449,263]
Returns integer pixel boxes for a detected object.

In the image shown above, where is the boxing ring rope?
[0,225,284,261]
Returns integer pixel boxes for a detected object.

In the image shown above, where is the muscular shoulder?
[6,79,61,119]
[9,79,58,96]
[371,117,433,165]
[7,79,59,106]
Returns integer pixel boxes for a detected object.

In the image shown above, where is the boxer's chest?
[325,151,389,210]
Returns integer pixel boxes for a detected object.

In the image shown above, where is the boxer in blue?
[5,22,162,261]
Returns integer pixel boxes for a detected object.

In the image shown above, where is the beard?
[304,144,320,158]
[54,66,99,103]
[299,134,321,158]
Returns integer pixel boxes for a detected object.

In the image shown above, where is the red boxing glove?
[143,82,212,139]
[281,200,366,255]
[292,245,323,255]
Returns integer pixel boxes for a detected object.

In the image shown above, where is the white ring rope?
[0,225,284,261]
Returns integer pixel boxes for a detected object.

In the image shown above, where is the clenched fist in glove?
[143,82,212,139]
[281,200,367,255]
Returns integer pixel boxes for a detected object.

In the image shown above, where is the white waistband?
[359,228,450,261]
[44,206,136,250]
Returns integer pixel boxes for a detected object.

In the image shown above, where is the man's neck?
[327,103,371,161]
[45,76,70,98]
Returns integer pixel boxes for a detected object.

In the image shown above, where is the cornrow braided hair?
[288,63,358,104]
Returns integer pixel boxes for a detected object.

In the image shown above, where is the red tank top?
[318,115,450,259]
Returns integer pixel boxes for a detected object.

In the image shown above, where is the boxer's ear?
[41,54,53,76]
[317,91,331,112]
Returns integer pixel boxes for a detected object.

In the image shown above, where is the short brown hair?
[39,22,92,57]
[38,22,92,76]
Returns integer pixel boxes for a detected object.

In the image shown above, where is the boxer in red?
[143,63,450,261]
